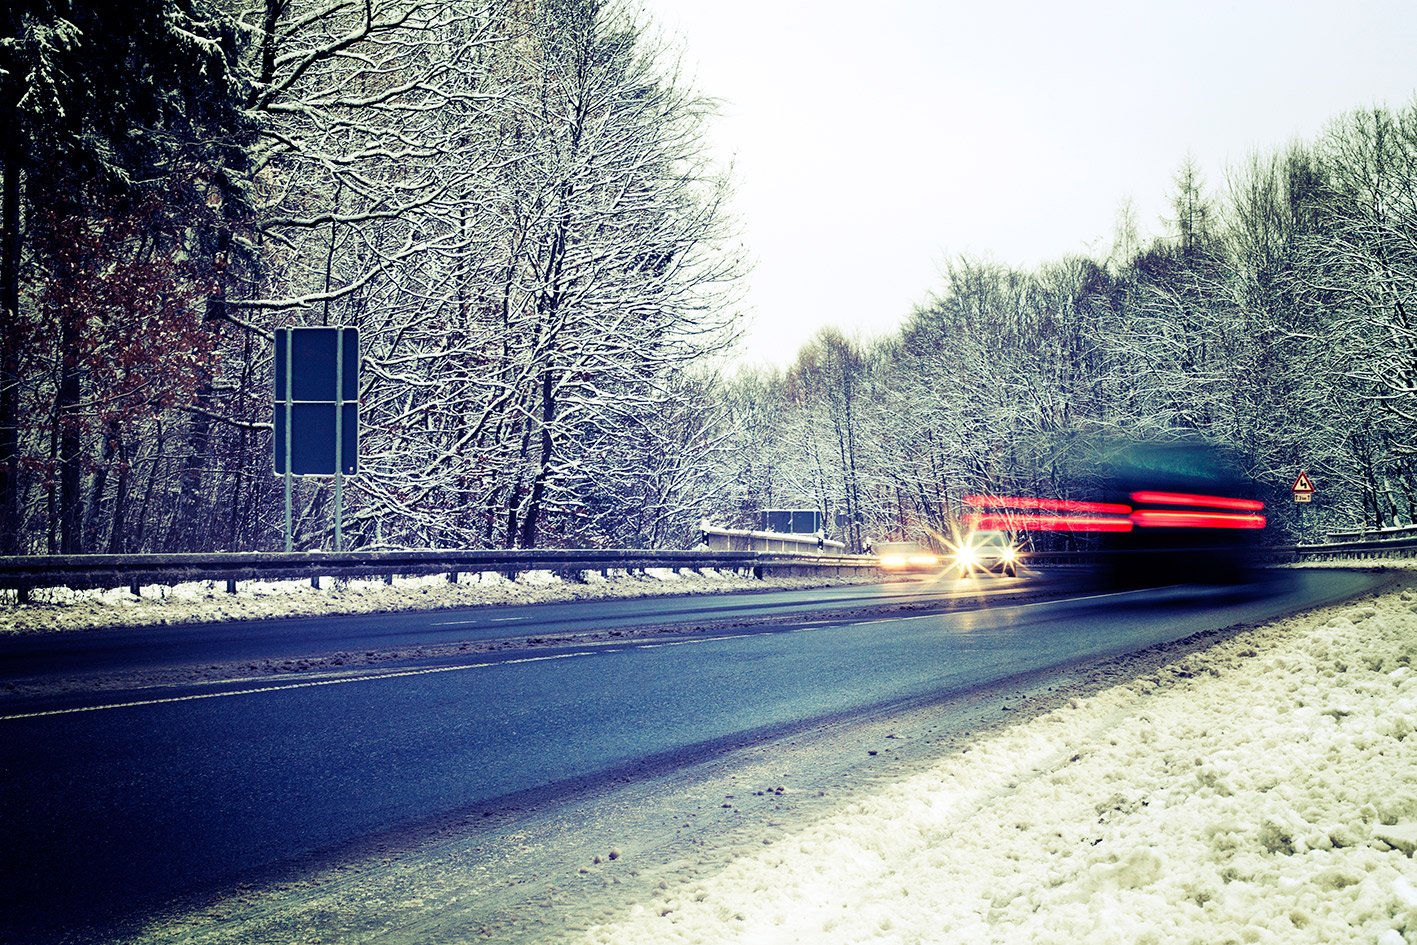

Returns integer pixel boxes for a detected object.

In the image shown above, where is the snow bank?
[579,582,1417,945]
[0,568,880,635]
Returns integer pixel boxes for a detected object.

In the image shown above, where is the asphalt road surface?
[0,567,1389,943]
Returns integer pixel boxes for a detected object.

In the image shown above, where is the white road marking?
[3,588,1149,722]
[846,588,1148,628]
[430,615,528,627]
[635,634,749,649]
[0,651,593,722]
[1007,588,1150,609]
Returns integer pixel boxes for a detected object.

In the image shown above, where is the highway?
[0,575,1071,682]
[0,567,1389,943]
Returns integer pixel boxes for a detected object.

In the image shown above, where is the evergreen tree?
[1,0,253,552]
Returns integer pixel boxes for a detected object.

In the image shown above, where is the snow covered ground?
[575,574,1417,945]
[0,568,879,635]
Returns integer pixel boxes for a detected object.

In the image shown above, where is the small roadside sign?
[1292,470,1316,503]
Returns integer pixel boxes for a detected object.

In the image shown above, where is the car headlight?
[1001,546,1018,563]
[955,546,978,569]
[880,554,907,568]
[907,553,939,567]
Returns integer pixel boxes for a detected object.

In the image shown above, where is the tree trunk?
[83,419,119,551]
[107,433,130,554]
[57,308,84,553]
[0,131,21,553]
[518,370,556,548]
[132,420,164,551]
[168,385,212,550]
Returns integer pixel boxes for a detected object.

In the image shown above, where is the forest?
[2,0,741,554]
[737,134,1417,550]
[2,1,1415,555]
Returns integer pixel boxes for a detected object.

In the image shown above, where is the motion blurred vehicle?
[953,530,1021,576]
[1096,437,1266,585]
[963,435,1267,586]
[875,541,941,572]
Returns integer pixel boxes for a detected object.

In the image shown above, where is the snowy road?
[0,572,1059,682]
[0,568,1387,943]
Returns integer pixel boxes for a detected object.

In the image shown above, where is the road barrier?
[699,523,847,554]
[0,548,882,601]
[1289,534,1417,561]
[0,535,1405,603]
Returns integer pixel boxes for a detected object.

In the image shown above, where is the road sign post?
[274,327,359,551]
[335,327,345,551]
[283,334,293,550]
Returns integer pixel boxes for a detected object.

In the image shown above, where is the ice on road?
[580,580,1417,945]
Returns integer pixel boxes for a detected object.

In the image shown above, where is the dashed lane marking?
[2,588,1152,723]
[634,634,749,649]
[848,588,1149,627]
[1,630,772,722]
[0,651,592,722]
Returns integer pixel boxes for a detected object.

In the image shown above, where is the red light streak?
[1130,510,1267,530]
[966,512,1134,533]
[964,495,1133,515]
[1129,491,1264,512]
[964,493,1269,532]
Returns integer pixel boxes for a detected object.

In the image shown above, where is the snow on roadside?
[0,568,880,635]
[578,581,1417,945]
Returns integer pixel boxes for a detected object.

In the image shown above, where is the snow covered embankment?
[0,569,879,635]
[581,583,1417,945]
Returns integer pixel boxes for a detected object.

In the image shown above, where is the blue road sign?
[274,327,358,475]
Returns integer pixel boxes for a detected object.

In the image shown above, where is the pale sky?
[641,0,1417,370]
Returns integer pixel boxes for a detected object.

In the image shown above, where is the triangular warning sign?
[1291,470,1316,494]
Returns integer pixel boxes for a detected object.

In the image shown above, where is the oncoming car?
[875,541,942,572]
[953,530,1021,576]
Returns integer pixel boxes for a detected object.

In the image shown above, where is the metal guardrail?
[0,548,883,600]
[1021,543,1408,566]
[0,535,1405,603]
[699,523,847,554]
[1324,525,1417,543]
[1291,535,1417,560]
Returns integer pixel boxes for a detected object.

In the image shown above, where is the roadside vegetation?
[3,2,1414,556]
[2,0,740,555]
[719,131,1417,550]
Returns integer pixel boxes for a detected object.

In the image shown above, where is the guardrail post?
[448,571,459,584]
[226,579,237,595]
[17,586,29,604]
[311,575,321,590]
[384,573,394,585]
[129,580,140,597]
